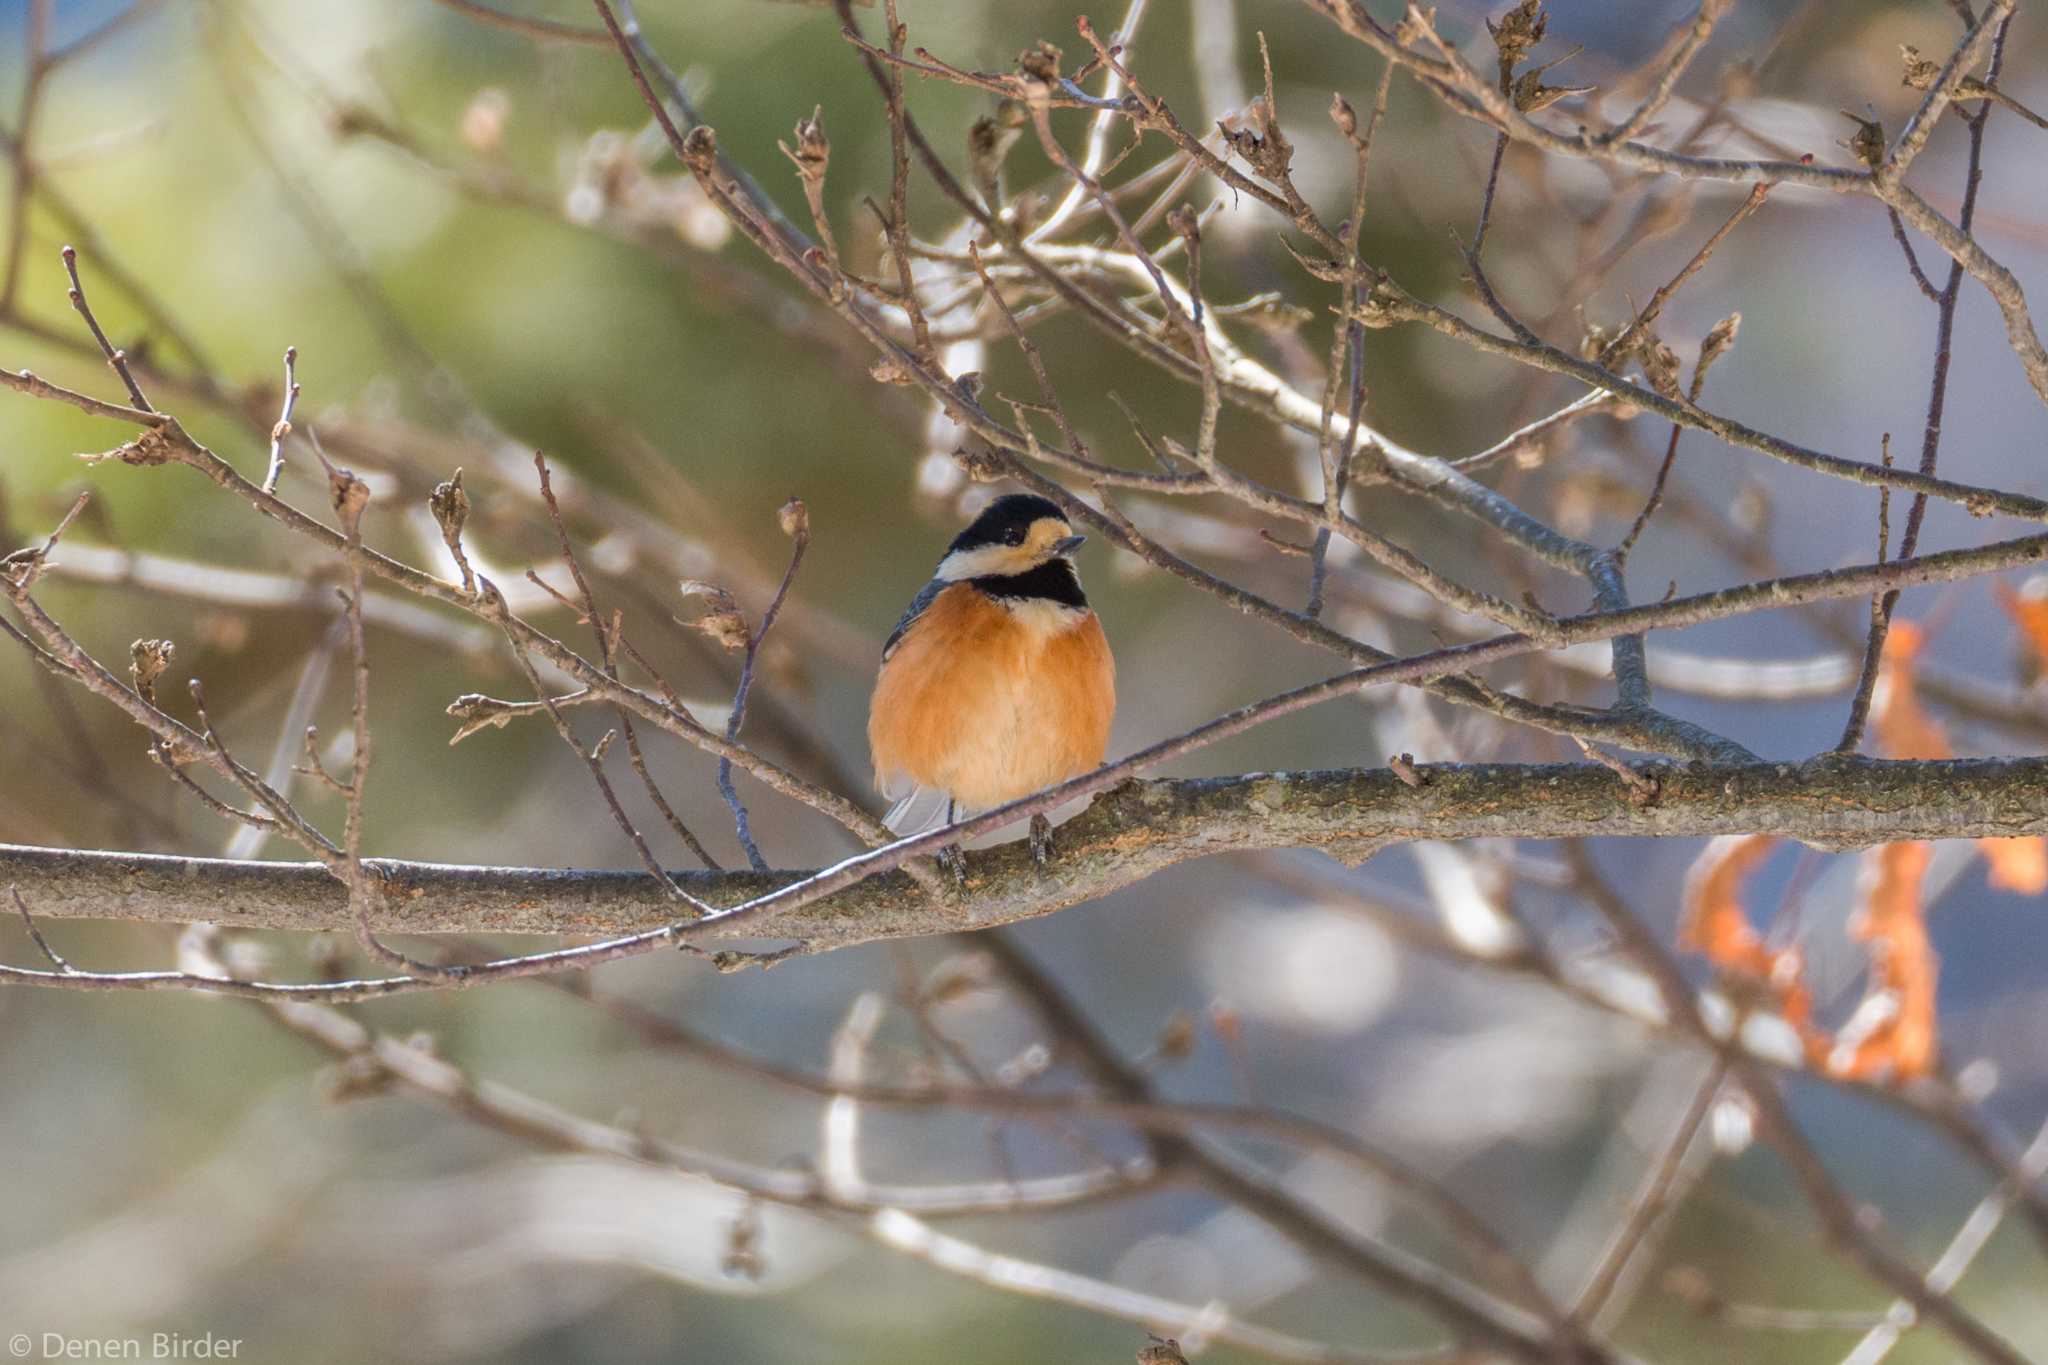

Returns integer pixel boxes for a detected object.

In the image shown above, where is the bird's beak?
[1053,534,1087,556]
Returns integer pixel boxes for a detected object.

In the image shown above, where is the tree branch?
[10,756,2048,952]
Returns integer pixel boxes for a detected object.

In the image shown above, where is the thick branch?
[9,756,2048,952]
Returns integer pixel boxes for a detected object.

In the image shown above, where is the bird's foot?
[936,843,969,887]
[1029,813,1054,869]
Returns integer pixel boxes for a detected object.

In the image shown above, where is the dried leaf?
[1981,837,2048,895]
[130,638,175,705]
[1680,834,1774,965]
[445,693,518,746]
[1510,48,1593,115]
[696,611,752,651]
[1830,841,1938,1081]
[81,426,173,467]
[1871,620,1949,760]
[677,579,751,651]
[1874,618,2046,889]
[1899,45,1942,93]
[1486,0,1547,84]
[1680,835,1818,1049]
[1993,579,2048,679]
[1514,73,1594,113]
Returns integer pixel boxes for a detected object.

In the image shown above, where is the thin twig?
[10,884,73,973]
[1570,1057,1728,1324]
[260,345,299,495]
[717,501,809,872]
[1835,18,2010,754]
[61,244,152,411]
[529,450,727,871]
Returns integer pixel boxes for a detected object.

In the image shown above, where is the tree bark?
[8,755,2046,950]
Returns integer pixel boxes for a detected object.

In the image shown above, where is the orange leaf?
[1870,619,2043,887]
[1870,620,1951,760]
[1994,580,2048,674]
[1679,835,1777,967]
[1981,836,2048,895]
[1679,836,1820,1052]
[1831,841,1938,1081]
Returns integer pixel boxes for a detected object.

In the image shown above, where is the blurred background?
[2,0,2047,1360]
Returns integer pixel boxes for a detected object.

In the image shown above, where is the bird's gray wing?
[882,577,948,661]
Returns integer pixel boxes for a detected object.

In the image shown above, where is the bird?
[868,493,1116,865]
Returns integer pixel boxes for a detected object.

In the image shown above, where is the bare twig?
[61,244,152,411]
[1836,17,2010,755]
[716,500,809,872]
[260,346,299,495]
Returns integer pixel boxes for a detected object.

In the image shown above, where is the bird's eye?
[1003,527,1026,546]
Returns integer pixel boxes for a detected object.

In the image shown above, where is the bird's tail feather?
[885,787,1103,846]
[883,784,958,838]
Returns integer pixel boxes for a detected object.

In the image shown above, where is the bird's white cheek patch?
[935,546,1024,580]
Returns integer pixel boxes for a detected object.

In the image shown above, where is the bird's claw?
[937,843,968,886]
[1029,813,1054,869]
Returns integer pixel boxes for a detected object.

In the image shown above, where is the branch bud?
[1351,275,1408,329]
[1330,92,1358,139]
[1395,5,1438,48]
[782,106,830,184]
[430,468,470,549]
[1638,334,1683,401]
[329,465,370,537]
[1017,41,1062,87]
[1695,312,1741,386]
[680,125,719,173]
[1838,110,1886,170]
[777,497,810,540]
[950,438,1008,483]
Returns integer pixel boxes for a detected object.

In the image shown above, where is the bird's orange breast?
[869,584,1115,811]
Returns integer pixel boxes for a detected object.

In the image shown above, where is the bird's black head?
[932,493,1089,607]
[946,494,1069,556]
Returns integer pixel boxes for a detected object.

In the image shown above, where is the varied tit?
[867,493,1115,864]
